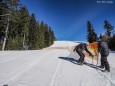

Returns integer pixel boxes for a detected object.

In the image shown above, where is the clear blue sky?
[20,0,115,41]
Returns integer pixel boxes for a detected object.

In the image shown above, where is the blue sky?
[20,0,115,41]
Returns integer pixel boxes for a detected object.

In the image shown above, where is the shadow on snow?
[58,57,103,71]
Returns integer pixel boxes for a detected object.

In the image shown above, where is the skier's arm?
[85,47,93,57]
[98,42,102,53]
[73,45,78,52]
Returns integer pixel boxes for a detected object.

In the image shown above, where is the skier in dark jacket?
[98,40,110,72]
[73,43,93,65]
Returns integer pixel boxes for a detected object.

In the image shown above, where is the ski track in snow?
[96,67,115,86]
[0,52,32,64]
[0,50,54,86]
[0,51,34,64]
[84,61,115,86]
[50,50,70,86]
[0,41,115,86]
[50,59,62,86]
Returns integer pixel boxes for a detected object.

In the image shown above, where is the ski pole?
[92,56,93,64]
[96,54,99,66]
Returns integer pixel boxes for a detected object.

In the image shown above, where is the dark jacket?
[74,43,93,56]
[98,41,109,56]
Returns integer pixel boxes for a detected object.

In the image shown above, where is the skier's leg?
[102,55,110,72]
[80,53,85,63]
[76,50,82,62]
[100,56,105,68]
[76,50,84,63]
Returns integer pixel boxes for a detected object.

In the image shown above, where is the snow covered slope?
[49,41,79,50]
[50,41,79,47]
[0,41,115,86]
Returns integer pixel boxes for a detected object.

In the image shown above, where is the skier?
[73,43,93,65]
[98,38,110,72]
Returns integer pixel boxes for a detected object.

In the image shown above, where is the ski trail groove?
[50,59,62,86]
[0,50,53,86]
[0,52,32,64]
[84,64,115,86]
[96,69,115,86]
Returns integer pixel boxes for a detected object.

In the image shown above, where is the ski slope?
[0,41,115,86]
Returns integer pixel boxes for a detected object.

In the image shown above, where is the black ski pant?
[101,55,110,71]
[76,49,85,63]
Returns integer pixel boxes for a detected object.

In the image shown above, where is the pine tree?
[19,6,30,48]
[6,9,21,50]
[0,0,56,50]
[7,0,20,10]
[87,21,97,43]
[39,21,45,48]
[0,0,21,50]
[48,27,52,45]
[36,21,41,49]
[99,33,103,40]
[111,34,115,50]
[44,24,50,47]
[0,0,9,49]
[49,27,55,45]
[104,20,113,37]
[0,0,9,14]
[28,13,38,49]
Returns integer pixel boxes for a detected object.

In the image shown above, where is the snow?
[0,41,115,86]
[50,41,79,47]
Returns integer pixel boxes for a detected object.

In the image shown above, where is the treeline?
[0,0,56,50]
[87,20,115,50]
